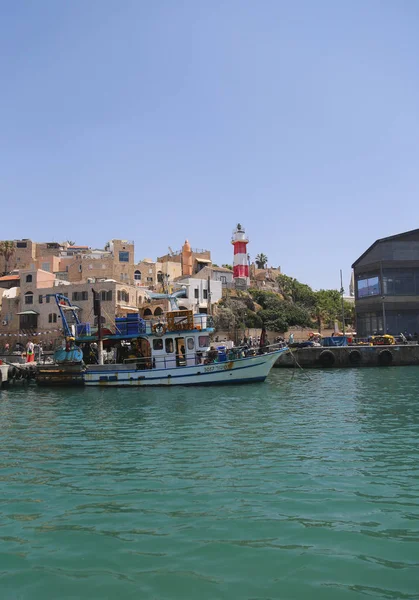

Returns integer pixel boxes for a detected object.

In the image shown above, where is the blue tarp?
[322,336,348,347]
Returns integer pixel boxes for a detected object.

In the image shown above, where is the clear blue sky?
[1,0,418,291]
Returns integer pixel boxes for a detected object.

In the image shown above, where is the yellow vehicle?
[370,334,396,346]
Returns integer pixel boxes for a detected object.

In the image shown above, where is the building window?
[220,276,227,284]
[134,270,141,281]
[143,308,152,316]
[48,313,57,323]
[46,295,50,303]
[42,262,50,272]
[194,289,199,299]
[26,274,32,283]
[157,271,163,283]
[78,264,82,272]
[24,291,33,305]
[357,276,380,298]
[154,307,163,316]
[100,290,112,301]
[117,290,129,303]
[39,295,43,304]
[203,289,208,299]
[119,251,129,262]
[147,277,153,282]
[16,241,27,249]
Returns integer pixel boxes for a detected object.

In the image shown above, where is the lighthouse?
[231,223,250,289]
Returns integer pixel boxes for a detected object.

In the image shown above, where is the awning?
[60,305,81,311]
[16,310,39,315]
[117,305,139,312]
[196,258,212,263]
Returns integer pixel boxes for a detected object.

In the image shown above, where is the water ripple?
[1,368,419,598]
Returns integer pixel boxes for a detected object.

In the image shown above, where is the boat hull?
[84,349,286,387]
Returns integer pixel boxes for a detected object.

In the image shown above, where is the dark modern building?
[352,229,419,337]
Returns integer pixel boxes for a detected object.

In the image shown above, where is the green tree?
[222,264,233,270]
[255,253,268,269]
[0,241,15,275]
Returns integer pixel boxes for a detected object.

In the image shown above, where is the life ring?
[319,350,335,368]
[153,323,166,337]
[349,349,362,366]
[378,349,393,366]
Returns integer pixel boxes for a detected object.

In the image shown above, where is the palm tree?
[0,240,15,276]
[255,253,268,269]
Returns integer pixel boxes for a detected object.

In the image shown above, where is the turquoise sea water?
[1,368,419,600]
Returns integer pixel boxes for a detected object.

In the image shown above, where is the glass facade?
[357,275,380,298]
[383,268,419,296]
[357,310,419,337]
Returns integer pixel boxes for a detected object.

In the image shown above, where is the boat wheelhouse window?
[153,339,163,351]
[165,338,174,353]
[187,338,195,350]
[198,335,210,347]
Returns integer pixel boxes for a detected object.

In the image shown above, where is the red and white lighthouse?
[232,223,250,289]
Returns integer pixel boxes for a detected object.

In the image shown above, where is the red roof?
[0,274,20,281]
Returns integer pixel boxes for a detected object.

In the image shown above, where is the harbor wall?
[275,344,419,368]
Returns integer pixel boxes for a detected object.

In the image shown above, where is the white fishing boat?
[40,293,287,387]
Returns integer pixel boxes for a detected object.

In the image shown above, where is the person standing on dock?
[26,340,35,363]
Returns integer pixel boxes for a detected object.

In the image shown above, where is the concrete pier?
[275,344,419,368]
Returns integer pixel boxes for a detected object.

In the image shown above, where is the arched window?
[26,274,32,283]
[143,308,152,317]
[118,290,128,303]
[24,291,33,305]
[48,313,57,323]
[134,270,141,281]
[154,307,163,316]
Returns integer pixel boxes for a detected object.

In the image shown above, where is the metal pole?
[380,261,387,334]
[340,269,345,336]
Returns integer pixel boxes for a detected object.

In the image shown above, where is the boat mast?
[92,288,104,365]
